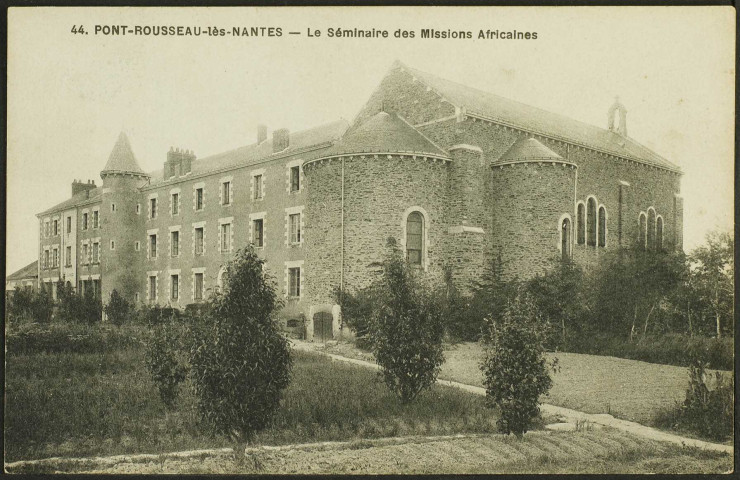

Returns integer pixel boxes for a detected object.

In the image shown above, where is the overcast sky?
[7,7,735,275]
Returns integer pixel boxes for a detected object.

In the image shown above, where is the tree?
[188,245,292,443]
[104,289,132,326]
[525,258,589,347]
[480,293,558,437]
[367,238,446,404]
[689,231,733,338]
[590,247,686,339]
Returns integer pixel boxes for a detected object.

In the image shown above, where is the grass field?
[5,342,501,462]
[319,340,732,434]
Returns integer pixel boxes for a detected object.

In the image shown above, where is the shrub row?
[564,334,733,371]
[6,322,149,356]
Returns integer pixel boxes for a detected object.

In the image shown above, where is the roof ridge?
[398,62,679,172]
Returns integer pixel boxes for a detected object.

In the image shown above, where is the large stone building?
[35,61,683,338]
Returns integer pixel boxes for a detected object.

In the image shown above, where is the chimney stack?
[273,128,290,153]
[257,124,268,144]
[165,147,196,179]
[72,179,96,197]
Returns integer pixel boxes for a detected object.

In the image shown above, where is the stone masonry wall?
[304,155,449,306]
[490,162,577,279]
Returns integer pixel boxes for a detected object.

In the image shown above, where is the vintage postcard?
[5,6,735,474]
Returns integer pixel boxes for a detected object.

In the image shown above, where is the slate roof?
[316,111,449,160]
[495,137,564,165]
[38,187,102,216]
[398,62,680,172]
[102,132,148,176]
[7,260,38,281]
[147,119,350,185]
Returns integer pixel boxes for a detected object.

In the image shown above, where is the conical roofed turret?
[494,136,563,165]
[101,132,149,178]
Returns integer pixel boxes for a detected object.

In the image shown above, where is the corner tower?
[303,111,451,339]
[490,136,577,279]
[99,132,150,305]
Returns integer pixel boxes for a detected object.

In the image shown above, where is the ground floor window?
[194,273,204,300]
[288,267,301,298]
[171,274,179,301]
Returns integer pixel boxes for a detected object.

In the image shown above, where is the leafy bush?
[56,282,102,324]
[188,245,292,442]
[145,319,187,409]
[446,254,519,343]
[654,359,733,441]
[334,285,382,349]
[367,238,446,404]
[7,286,54,324]
[480,294,558,437]
[103,289,132,326]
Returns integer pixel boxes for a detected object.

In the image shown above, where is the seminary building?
[34,61,683,339]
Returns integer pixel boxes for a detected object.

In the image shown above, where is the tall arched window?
[638,213,647,249]
[586,197,597,246]
[576,203,585,245]
[561,217,572,261]
[647,209,656,251]
[406,211,423,266]
[656,216,664,251]
[598,206,607,247]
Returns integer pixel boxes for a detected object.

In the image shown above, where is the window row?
[146,264,303,305]
[145,212,302,260]
[146,166,302,220]
[638,208,664,251]
[576,198,607,248]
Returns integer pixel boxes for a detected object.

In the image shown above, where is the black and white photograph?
[5,6,735,474]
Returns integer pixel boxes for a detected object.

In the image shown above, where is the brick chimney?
[257,124,268,144]
[72,179,96,197]
[165,147,196,179]
[273,128,290,153]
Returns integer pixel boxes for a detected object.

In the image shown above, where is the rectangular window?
[53,220,59,236]
[194,273,204,300]
[171,231,179,257]
[82,213,88,230]
[195,227,204,255]
[253,175,262,199]
[253,219,264,247]
[149,276,157,304]
[135,241,140,251]
[171,275,179,301]
[136,204,141,214]
[110,240,115,250]
[66,216,72,234]
[44,221,48,237]
[220,223,231,253]
[111,204,116,212]
[171,193,179,215]
[93,242,99,263]
[195,188,204,210]
[150,198,157,219]
[222,182,231,205]
[150,234,157,258]
[289,213,301,244]
[93,211,99,229]
[82,244,88,264]
[44,250,50,269]
[290,166,300,192]
[52,249,59,268]
[65,246,72,266]
[288,267,301,298]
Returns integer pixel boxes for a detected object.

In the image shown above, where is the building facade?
[36,61,683,337]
